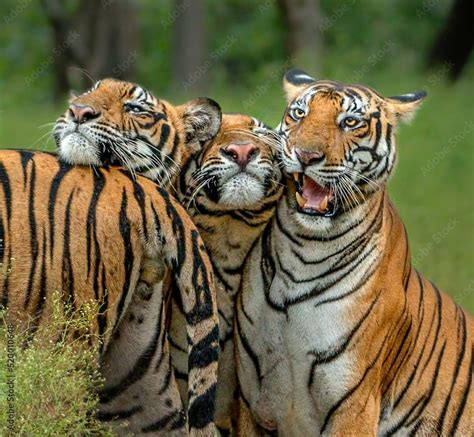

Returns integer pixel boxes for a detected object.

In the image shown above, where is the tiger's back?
[0,150,219,435]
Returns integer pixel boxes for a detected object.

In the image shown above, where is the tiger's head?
[182,114,283,211]
[279,68,425,224]
[54,78,222,187]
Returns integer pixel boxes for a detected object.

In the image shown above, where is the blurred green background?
[0,0,472,311]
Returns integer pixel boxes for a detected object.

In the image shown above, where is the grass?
[0,293,113,436]
[0,66,472,316]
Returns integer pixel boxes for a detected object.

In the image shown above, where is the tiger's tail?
[157,189,219,435]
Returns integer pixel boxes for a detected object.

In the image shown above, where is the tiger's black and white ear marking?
[386,91,427,123]
[178,97,222,145]
[283,68,316,103]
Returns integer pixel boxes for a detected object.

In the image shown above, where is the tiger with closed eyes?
[40,78,223,434]
[235,69,473,436]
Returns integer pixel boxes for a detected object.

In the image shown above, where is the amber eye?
[292,108,306,119]
[342,116,359,128]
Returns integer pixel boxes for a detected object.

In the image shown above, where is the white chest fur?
[236,197,384,432]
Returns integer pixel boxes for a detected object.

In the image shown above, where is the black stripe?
[114,189,135,334]
[24,160,38,309]
[404,341,447,429]
[28,226,49,338]
[86,171,105,278]
[19,150,34,188]
[189,325,219,369]
[188,384,217,429]
[308,289,382,387]
[235,308,262,385]
[437,306,467,433]
[186,229,214,323]
[0,162,12,308]
[48,160,72,259]
[141,408,186,432]
[120,170,149,240]
[99,277,164,403]
[418,283,443,376]
[449,340,472,435]
[61,189,76,312]
[97,405,143,421]
[320,333,388,434]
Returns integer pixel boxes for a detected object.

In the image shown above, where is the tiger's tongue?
[301,176,333,212]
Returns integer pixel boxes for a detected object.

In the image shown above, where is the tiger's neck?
[268,189,397,308]
[191,192,279,295]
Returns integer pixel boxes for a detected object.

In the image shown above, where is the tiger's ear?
[178,97,222,144]
[283,68,316,103]
[385,91,427,124]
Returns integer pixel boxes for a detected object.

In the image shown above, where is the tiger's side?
[168,114,283,432]
[52,79,222,434]
[235,70,473,436]
[0,150,219,436]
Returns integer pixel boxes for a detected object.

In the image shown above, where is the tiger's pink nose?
[224,143,258,166]
[68,103,98,123]
[295,147,325,165]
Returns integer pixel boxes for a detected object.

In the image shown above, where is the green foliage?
[0,293,113,436]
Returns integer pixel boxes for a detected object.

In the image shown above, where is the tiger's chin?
[218,174,265,209]
[58,132,101,166]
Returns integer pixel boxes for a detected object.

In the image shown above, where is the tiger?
[168,113,284,433]
[51,78,223,434]
[54,78,222,188]
[235,69,473,436]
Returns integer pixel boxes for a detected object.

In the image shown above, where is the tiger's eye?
[293,108,305,119]
[343,117,358,127]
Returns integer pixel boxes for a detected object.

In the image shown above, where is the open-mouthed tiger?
[168,114,284,432]
[51,79,222,434]
[235,69,473,436]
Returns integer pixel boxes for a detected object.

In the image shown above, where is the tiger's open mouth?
[293,173,338,217]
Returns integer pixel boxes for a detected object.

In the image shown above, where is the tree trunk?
[277,0,323,74]
[42,0,139,100]
[427,0,473,80]
[172,0,207,93]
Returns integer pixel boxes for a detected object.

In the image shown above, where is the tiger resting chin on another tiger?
[235,69,473,436]
[44,78,225,435]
